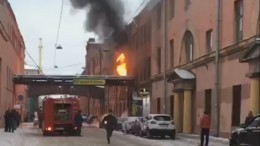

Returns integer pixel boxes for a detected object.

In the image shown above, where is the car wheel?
[139,130,143,137]
[170,133,176,140]
[230,140,240,146]
[146,130,152,139]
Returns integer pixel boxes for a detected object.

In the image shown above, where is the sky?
[8,0,149,75]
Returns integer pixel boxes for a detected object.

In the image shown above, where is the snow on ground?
[0,123,229,146]
[113,131,229,146]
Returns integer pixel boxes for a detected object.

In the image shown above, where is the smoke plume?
[70,0,128,47]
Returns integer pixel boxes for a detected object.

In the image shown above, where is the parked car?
[139,114,176,139]
[131,117,145,136]
[229,115,260,146]
[116,117,127,131]
[122,117,140,133]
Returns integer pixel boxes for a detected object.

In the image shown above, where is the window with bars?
[183,31,194,62]
[169,0,175,19]
[234,0,243,42]
[157,4,161,29]
[157,47,161,73]
[169,39,174,67]
[206,29,213,53]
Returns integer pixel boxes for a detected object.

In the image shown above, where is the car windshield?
[248,117,260,128]
[153,116,172,121]
[117,118,127,123]
[127,117,139,122]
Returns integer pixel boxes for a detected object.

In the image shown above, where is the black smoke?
[70,0,128,47]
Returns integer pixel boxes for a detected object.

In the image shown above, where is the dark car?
[230,115,260,146]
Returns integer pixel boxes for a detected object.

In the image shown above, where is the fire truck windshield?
[54,104,71,121]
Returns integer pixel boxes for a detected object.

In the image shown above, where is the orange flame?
[116,53,127,76]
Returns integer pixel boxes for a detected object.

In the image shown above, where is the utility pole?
[214,0,222,137]
[163,0,168,114]
[38,38,43,74]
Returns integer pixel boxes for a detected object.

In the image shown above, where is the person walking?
[74,110,83,136]
[4,109,10,132]
[245,111,254,125]
[102,109,117,144]
[9,109,17,133]
[199,111,211,146]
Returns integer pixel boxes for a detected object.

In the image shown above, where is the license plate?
[55,127,64,130]
[160,124,168,127]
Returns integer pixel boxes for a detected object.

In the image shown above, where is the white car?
[122,117,140,133]
[140,114,176,139]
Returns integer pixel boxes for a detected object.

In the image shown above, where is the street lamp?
[56,45,63,50]
[54,44,63,68]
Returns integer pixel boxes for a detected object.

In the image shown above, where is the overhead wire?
[43,62,84,71]
[25,49,42,71]
[54,0,65,67]
[127,0,147,24]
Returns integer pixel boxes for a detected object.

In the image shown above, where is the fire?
[116,53,127,76]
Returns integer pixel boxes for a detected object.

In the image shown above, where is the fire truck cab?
[42,97,80,136]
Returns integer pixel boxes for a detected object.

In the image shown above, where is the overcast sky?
[8,0,148,75]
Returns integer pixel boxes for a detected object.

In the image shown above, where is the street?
[0,124,229,146]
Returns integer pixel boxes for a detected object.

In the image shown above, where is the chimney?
[88,38,95,43]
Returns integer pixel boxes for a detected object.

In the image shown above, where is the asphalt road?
[0,124,228,146]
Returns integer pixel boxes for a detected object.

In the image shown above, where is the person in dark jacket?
[4,109,10,132]
[9,109,17,133]
[102,109,117,144]
[74,110,83,136]
[245,111,254,125]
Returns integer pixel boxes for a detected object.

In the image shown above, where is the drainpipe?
[215,0,222,137]
[163,0,168,114]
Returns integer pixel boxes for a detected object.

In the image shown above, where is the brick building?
[0,0,25,127]
[127,0,259,138]
[82,38,130,117]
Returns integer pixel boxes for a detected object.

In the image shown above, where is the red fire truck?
[42,97,80,136]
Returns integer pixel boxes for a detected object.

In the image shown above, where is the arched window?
[183,31,194,62]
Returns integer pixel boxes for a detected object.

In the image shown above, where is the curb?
[177,133,229,145]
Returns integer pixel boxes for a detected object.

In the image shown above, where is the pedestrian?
[74,109,83,136]
[4,109,10,132]
[38,108,43,129]
[245,111,254,125]
[199,111,211,146]
[102,109,117,144]
[9,109,17,133]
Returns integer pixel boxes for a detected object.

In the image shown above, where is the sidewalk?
[177,133,229,145]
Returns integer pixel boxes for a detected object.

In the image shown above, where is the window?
[147,57,151,78]
[157,47,161,73]
[206,29,213,53]
[185,0,191,11]
[169,39,174,67]
[157,4,161,29]
[170,95,174,118]
[235,0,243,42]
[153,115,172,121]
[169,0,175,19]
[157,98,161,114]
[205,89,212,115]
[183,31,194,62]
[248,117,260,128]
[232,85,242,126]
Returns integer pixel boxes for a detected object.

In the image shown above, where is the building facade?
[127,0,259,138]
[82,38,130,117]
[0,0,25,127]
